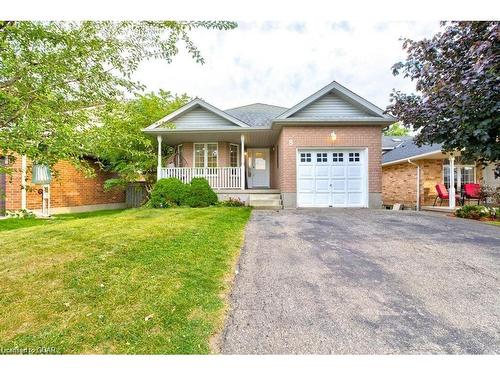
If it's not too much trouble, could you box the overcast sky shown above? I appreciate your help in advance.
[134,21,441,111]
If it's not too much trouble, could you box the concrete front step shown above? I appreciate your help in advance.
[249,194,281,200]
[249,194,282,209]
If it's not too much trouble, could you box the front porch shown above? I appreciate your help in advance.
[383,151,484,211]
[155,131,279,191]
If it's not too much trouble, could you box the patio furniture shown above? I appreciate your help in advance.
[462,183,482,205]
[433,184,460,206]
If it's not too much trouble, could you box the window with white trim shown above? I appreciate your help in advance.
[230,144,240,167]
[443,159,476,192]
[300,152,311,163]
[194,143,218,168]
[176,144,184,167]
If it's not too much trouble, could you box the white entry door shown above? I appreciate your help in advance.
[247,148,270,188]
[297,149,367,207]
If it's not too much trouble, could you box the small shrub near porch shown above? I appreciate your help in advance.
[148,177,218,208]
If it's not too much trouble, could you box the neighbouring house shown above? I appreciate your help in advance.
[381,137,499,209]
[0,155,126,215]
[143,81,396,208]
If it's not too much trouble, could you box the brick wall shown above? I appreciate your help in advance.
[277,125,383,193]
[382,159,445,206]
[4,156,124,211]
[420,159,443,205]
[382,162,419,206]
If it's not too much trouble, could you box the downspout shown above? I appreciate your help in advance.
[408,159,420,211]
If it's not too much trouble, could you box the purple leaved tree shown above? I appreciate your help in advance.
[387,21,499,176]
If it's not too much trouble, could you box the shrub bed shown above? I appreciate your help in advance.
[148,177,218,208]
[455,205,499,220]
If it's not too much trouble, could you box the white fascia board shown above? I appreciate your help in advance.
[143,127,270,134]
[272,117,395,124]
[144,98,250,130]
[277,81,397,120]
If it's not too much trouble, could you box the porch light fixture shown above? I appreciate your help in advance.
[330,131,337,142]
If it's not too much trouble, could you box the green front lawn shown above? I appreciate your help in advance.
[0,207,251,354]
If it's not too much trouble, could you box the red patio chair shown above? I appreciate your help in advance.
[462,183,482,205]
[434,184,460,206]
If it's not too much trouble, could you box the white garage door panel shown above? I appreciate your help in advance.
[348,165,362,177]
[332,180,346,191]
[347,179,361,191]
[297,149,367,208]
[316,165,329,176]
[298,193,314,206]
[332,166,346,177]
[315,193,331,206]
[298,165,313,177]
[298,179,314,191]
[315,179,330,191]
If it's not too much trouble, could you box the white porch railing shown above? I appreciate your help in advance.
[159,167,242,189]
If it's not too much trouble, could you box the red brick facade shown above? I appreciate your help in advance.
[275,125,384,193]
[2,156,125,212]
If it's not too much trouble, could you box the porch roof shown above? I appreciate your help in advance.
[382,139,446,166]
[146,127,278,147]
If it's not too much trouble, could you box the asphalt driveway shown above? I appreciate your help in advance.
[221,209,500,354]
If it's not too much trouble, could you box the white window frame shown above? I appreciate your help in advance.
[443,162,476,193]
[229,143,240,167]
[193,143,218,168]
[176,144,184,166]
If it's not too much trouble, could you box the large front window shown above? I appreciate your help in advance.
[194,143,218,168]
[443,159,476,192]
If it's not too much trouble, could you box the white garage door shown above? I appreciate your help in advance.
[297,149,367,208]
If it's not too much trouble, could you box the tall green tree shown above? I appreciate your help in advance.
[0,21,236,173]
[89,91,189,191]
[383,122,411,136]
[387,21,499,175]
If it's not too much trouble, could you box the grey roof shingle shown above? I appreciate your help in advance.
[225,103,287,128]
[382,138,443,164]
[382,135,413,149]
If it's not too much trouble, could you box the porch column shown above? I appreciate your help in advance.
[449,155,456,209]
[240,134,245,190]
[157,135,162,181]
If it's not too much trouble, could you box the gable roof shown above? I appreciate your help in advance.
[143,80,397,134]
[145,98,250,130]
[225,103,287,128]
[277,81,396,121]
[382,138,444,165]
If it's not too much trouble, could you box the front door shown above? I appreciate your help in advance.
[247,148,270,188]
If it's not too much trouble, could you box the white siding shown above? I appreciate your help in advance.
[291,92,374,118]
[171,107,241,129]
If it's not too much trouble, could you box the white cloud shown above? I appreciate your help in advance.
[134,21,441,110]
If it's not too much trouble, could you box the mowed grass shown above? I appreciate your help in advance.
[0,209,125,232]
[0,207,251,354]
